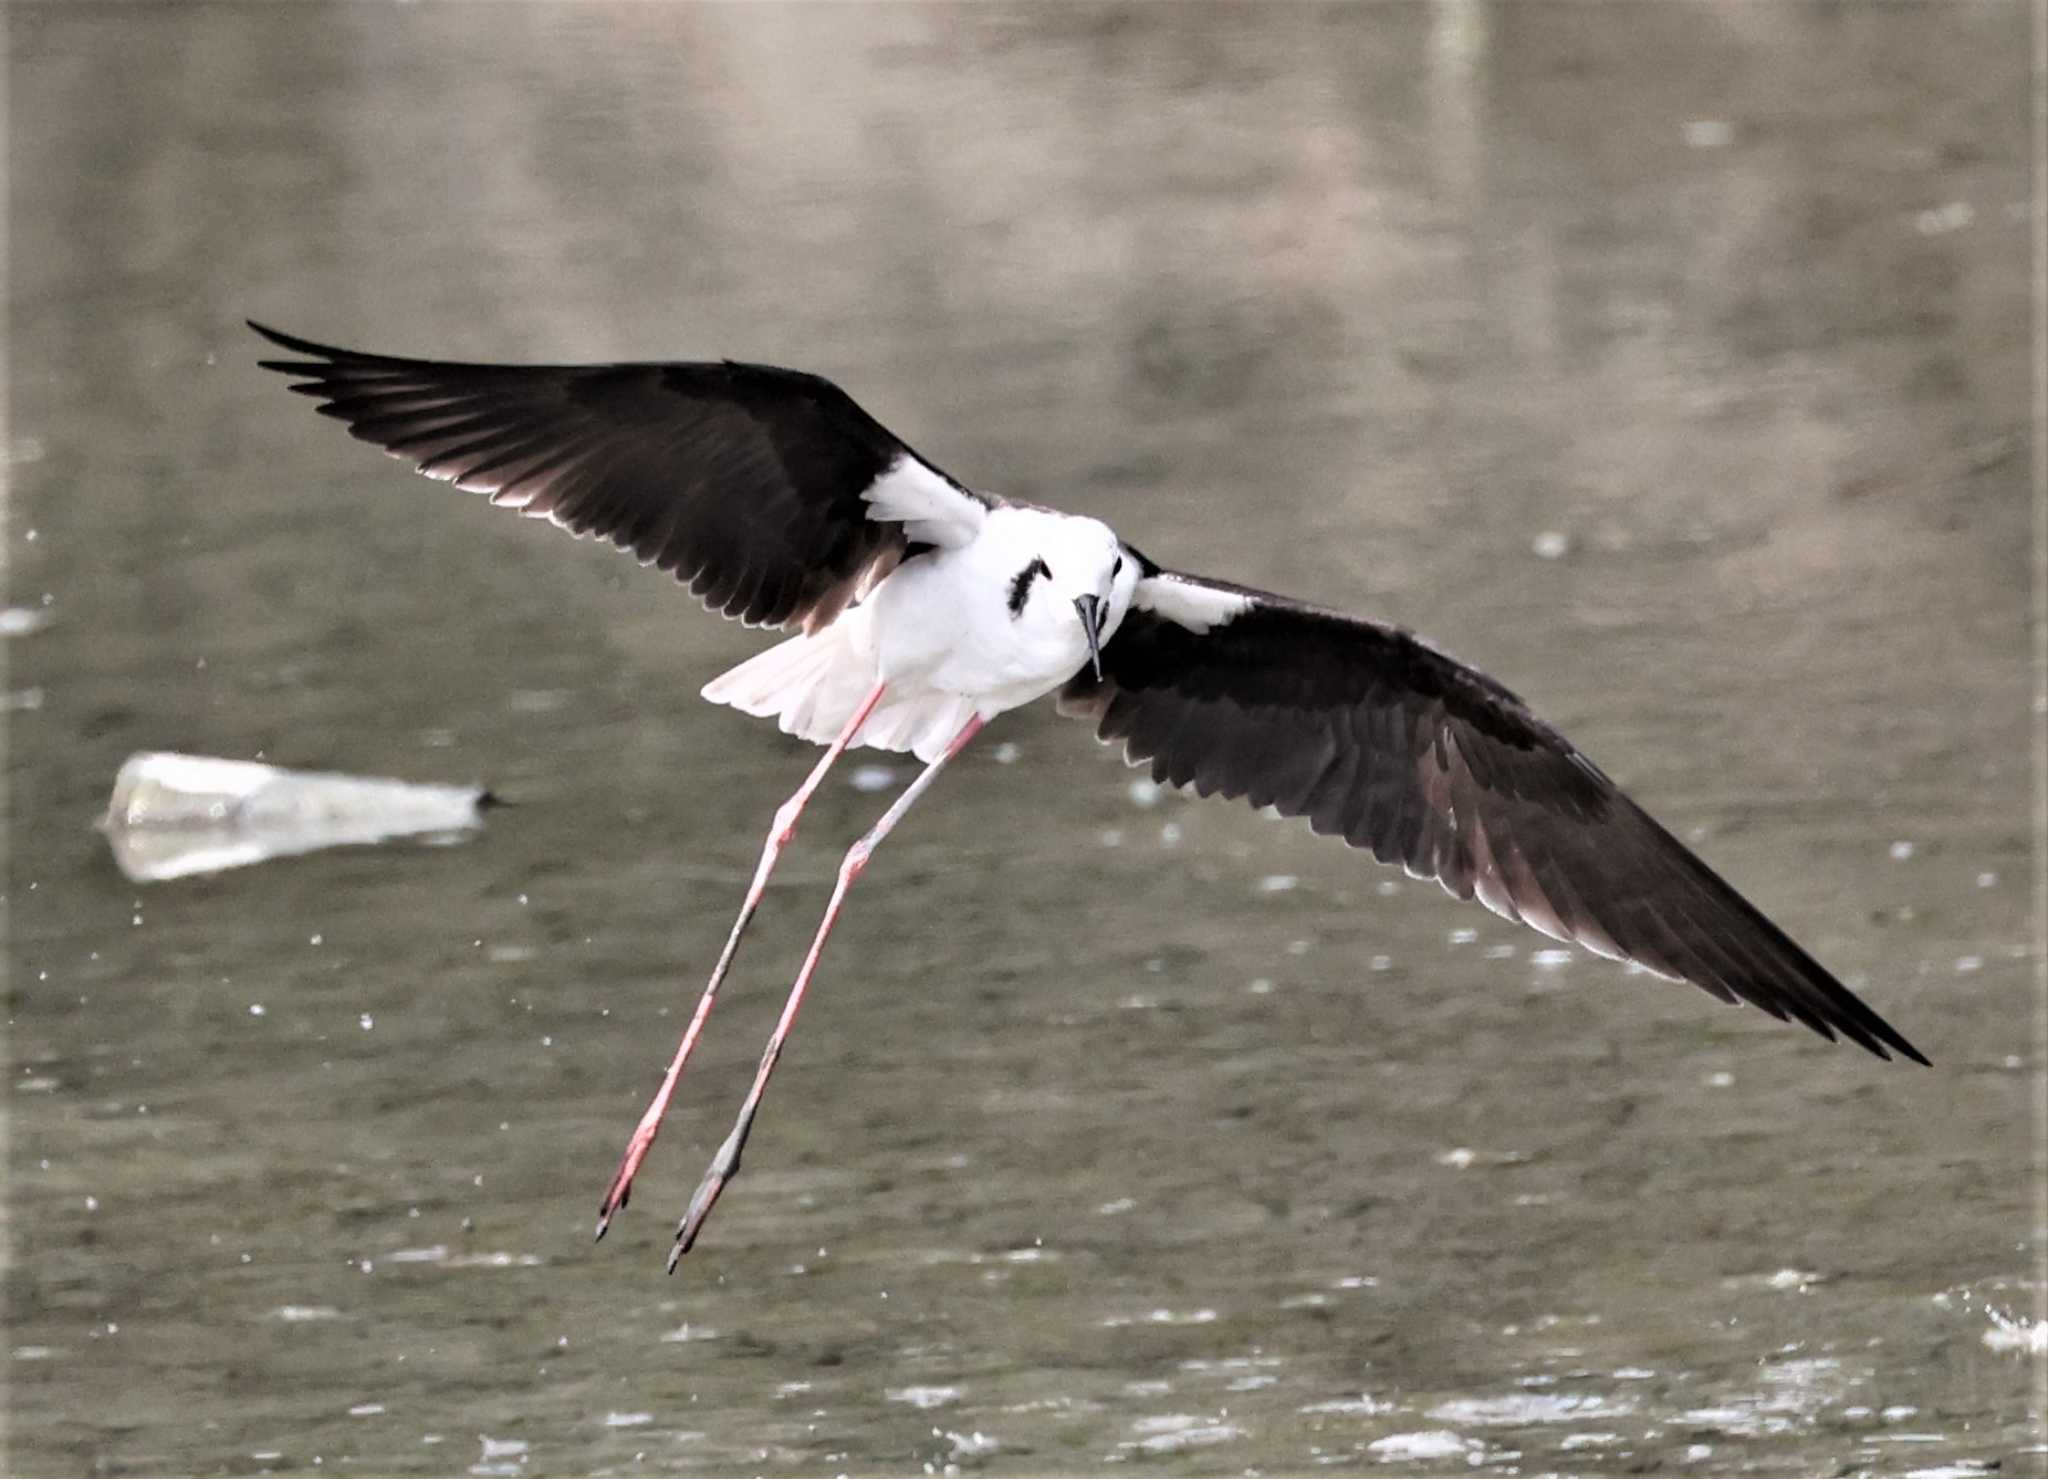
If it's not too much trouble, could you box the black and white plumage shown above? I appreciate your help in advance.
[252,322,1926,1267]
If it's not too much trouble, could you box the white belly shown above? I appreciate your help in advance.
[863,550,1092,712]
[702,505,1131,763]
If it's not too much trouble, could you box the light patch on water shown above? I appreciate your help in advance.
[1428,1393,1632,1426]
[945,1429,1000,1458]
[849,764,898,793]
[271,1305,343,1321]
[12,1346,56,1360]
[1900,1466,1997,1479]
[1531,948,1574,969]
[886,1385,961,1409]
[348,1402,385,1416]
[1100,1307,1218,1327]
[1728,1266,1826,1292]
[1914,201,1975,236]
[1367,1430,1480,1461]
[445,1252,543,1268]
[1680,1356,1852,1438]
[1562,1431,1621,1449]
[472,1434,529,1475]
[385,1246,448,1263]
[506,689,570,713]
[1127,779,1164,809]
[1257,874,1298,893]
[1435,1147,1529,1170]
[1982,1305,2047,1354]
[1123,1379,1173,1397]
[1122,1414,1244,1454]
[602,1412,652,1427]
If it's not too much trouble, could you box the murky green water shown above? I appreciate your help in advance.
[8,3,2036,1473]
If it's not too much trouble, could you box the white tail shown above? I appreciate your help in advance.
[702,631,977,762]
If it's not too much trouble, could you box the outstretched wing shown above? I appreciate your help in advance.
[250,322,992,632]
[1061,568,1926,1064]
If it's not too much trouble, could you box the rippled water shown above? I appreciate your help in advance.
[9,3,2036,1474]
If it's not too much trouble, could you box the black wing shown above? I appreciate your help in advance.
[250,322,991,632]
[1061,569,1926,1064]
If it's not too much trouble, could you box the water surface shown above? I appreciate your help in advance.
[8,3,2035,1473]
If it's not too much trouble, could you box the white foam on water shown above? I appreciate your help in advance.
[886,1385,961,1409]
[1982,1306,2047,1354]
[1427,1393,1632,1426]
[1367,1430,1479,1461]
[945,1429,999,1457]
[659,1323,721,1343]
[385,1246,448,1263]
[1123,1414,1244,1454]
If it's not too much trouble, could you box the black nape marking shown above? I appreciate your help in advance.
[1007,556,1052,617]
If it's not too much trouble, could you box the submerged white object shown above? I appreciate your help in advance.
[100,751,489,883]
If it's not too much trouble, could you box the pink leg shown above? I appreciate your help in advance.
[595,681,888,1241]
[668,712,987,1269]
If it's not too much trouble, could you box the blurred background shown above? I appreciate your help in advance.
[8,2,2035,1473]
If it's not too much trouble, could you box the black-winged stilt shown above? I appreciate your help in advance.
[251,322,1927,1271]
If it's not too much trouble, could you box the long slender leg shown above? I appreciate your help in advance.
[668,712,987,1269]
[594,681,888,1241]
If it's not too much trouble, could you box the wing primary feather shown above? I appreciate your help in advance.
[1071,568,1925,1065]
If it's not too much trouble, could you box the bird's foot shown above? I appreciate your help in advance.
[667,1127,744,1271]
[667,1172,725,1273]
[594,1121,661,1242]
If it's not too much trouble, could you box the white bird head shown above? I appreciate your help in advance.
[1000,511,1140,681]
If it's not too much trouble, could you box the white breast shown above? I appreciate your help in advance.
[862,507,1115,713]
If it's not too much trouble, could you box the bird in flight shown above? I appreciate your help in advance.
[250,321,1927,1271]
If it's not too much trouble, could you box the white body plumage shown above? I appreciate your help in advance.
[705,504,1140,760]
